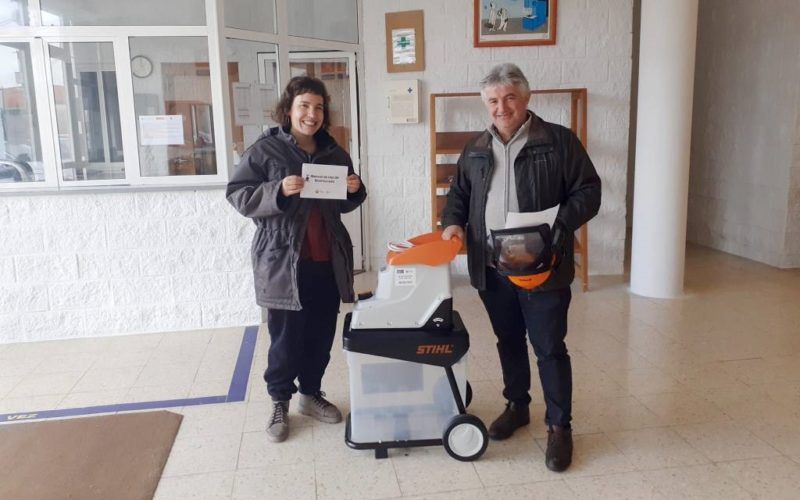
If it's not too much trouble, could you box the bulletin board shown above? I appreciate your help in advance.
[385,10,425,73]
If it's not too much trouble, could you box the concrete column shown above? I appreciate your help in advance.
[630,0,699,298]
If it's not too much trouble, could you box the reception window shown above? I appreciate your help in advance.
[130,37,216,178]
[0,0,361,192]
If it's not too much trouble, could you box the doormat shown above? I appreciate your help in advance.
[0,410,182,500]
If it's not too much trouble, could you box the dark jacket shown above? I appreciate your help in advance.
[226,126,367,310]
[441,113,601,292]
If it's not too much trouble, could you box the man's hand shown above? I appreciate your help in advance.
[346,174,361,194]
[281,175,304,196]
[442,225,465,241]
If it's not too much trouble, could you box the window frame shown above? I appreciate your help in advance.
[0,0,365,193]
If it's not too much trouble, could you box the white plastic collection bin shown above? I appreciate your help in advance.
[347,351,467,444]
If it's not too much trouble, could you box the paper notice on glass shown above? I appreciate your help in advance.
[139,115,184,145]
[232,82,253,126]
[256,84,276,124]
[300,163,348,200]
[505,205,560,229]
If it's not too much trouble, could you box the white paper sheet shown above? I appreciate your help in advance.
[300,163,348,200]
[139,115,184,146]
[505,205,560,229]
[391,28,416,65]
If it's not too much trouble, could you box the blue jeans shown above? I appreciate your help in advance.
[264,260,340,402]
[478,268,572,427]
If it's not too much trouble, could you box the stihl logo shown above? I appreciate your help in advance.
[416,344,454,355]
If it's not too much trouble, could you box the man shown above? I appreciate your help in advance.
[441,63,601,472]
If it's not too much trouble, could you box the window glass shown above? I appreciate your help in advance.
[0,41,43,183]
[287,0,358,44]
[0,0,30,26]
[130,37,216,177]
[224,0,275,34]
[49,42,124,181]
[40,0,205,26]
[225,38,278,160]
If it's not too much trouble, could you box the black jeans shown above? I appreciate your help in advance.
[478,267,572,427]
[264,260,340,402]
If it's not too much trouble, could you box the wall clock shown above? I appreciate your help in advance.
[131,55,153,78]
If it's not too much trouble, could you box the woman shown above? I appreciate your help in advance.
[226,76,366,443]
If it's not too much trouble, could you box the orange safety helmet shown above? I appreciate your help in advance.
[490,224,555,291]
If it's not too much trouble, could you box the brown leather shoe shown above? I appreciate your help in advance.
[488,402,530,440]
[545,426,573,472]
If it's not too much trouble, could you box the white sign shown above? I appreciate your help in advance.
[300,163,348,200]
[505,205,560,230]
[139,115,184,146]
[394,267,416,287]
[386,80,419,124]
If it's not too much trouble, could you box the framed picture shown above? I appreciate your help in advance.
[474,0,557,48]
[385,10,425,73]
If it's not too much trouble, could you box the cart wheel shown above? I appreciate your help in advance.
[465,381,472,408]
[442,414,488,461]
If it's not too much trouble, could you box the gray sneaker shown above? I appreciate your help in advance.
[297,392,342,423]
[266,401,289,442]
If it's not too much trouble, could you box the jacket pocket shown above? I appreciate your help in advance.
[253,233,294,304]
[527,147,562,209]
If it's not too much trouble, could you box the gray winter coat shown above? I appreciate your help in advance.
[226,126,367,310]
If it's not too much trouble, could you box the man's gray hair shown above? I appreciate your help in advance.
[479,63,530,98]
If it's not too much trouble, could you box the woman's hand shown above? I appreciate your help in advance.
[281,175,304,196]
[346,174,361,194]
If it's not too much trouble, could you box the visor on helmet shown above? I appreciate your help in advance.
[490,224,554,290]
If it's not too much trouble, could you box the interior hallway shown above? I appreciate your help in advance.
[1,244,799,499]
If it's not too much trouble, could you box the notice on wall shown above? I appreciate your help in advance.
[386,79,419,124]
[139,115,184,146]
[300,163,348,200]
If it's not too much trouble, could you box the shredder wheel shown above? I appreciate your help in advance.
[442,414,488,461]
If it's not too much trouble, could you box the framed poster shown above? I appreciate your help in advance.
[385,10,425,73]
[474,0,557,47]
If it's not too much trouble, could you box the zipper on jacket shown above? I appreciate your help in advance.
[478,155,494,279]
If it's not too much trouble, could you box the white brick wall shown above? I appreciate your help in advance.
[362,0,632,274]
[688,0,800,269]
[0,190,260,343]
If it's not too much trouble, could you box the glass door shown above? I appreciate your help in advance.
[286,50,363,271]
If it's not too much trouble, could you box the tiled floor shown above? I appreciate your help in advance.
[1,244,799,499]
